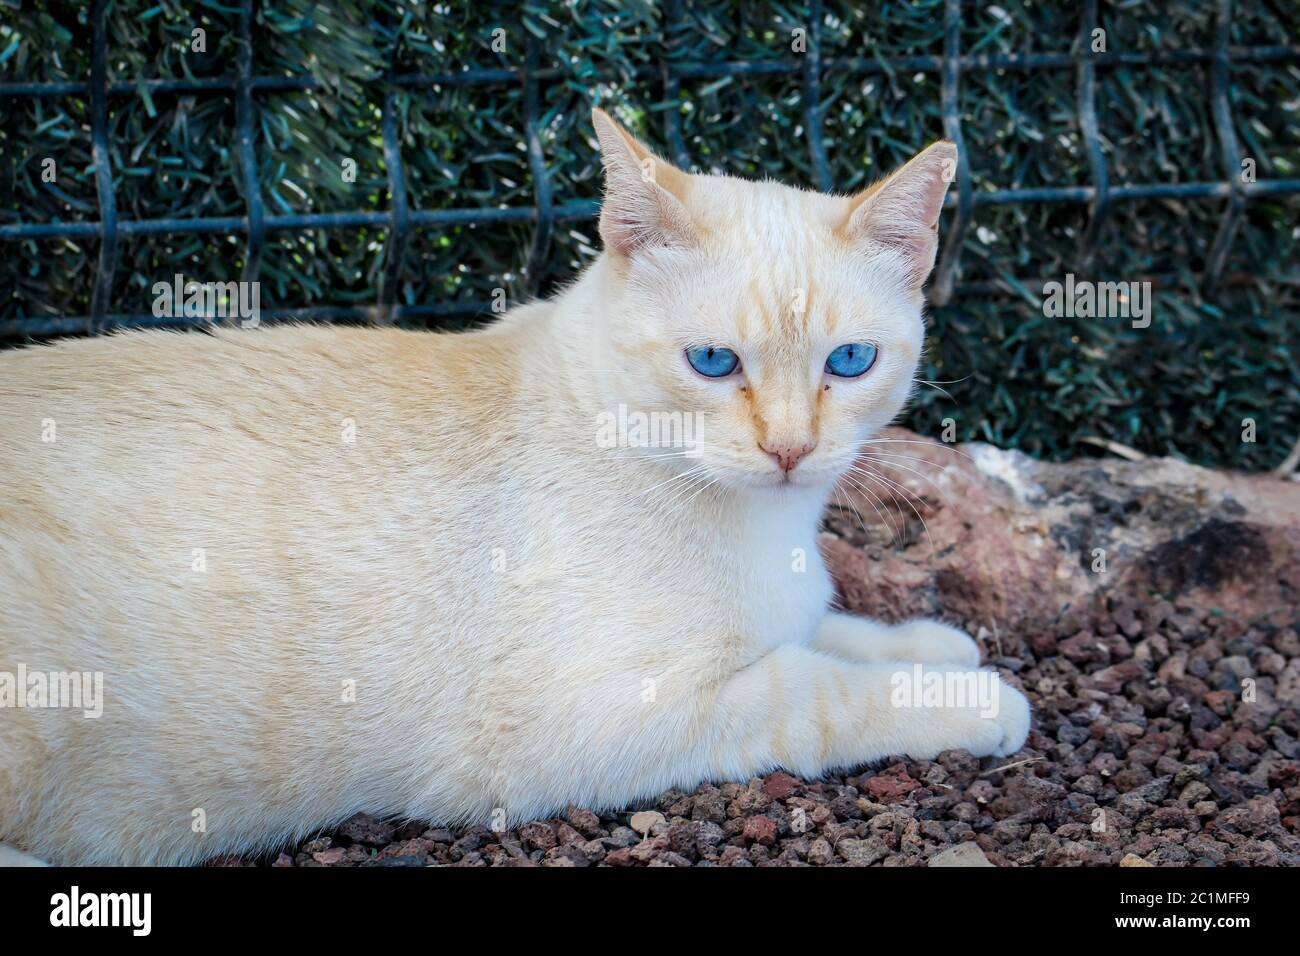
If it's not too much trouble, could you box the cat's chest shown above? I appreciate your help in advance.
[728,510,832,649]
[467,466,834,654]
[642,493,834,652]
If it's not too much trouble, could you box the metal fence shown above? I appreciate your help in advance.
[1,0,1298,339]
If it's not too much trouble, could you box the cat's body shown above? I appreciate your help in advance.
[0,110,1029,865]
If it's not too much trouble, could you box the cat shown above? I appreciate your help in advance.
[0,107,1030,866]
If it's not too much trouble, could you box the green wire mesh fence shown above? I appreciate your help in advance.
[2,0,1297,337]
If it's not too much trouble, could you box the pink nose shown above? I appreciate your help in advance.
[760,440,815,473]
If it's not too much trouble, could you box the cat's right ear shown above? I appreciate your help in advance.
[591,107,695,258]
[838,141,957,289]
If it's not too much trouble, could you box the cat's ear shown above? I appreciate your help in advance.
[839,141,957,288]
[591,107,696,258]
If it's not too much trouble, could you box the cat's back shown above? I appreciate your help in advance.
[2,322,474,424]
[0,321,541,645]
[0,321,532,478]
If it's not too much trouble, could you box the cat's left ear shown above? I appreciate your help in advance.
[839,141,957,288]
[591,107,696,258]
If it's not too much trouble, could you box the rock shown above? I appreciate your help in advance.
[365,854,424,867]
[928,842,994,867]
[554,822,586,847]
[565,805,603,837]
[311,847,347,866]
[825,428,1300,633]
[604,847,635,867]
[730,781,773,815]
[718,845,749,867]
[807,838,834,866]
[1277,661,1300,707]
[628,834,671,864]
[836,837,889,866]
[691,787,728,823]
[629,811,666,836]
[337,812,395,847]
[742,815,779,847]
[1088,661,1146,694]
[1119,853,1152,867]
[606,826,639,848]
[1061,633,1110,664]
[864,764,921,802]
[763,772,801,801]
[542,846,588,867]
[518,822,557,852]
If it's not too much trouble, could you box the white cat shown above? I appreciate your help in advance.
[0,107,1029,865]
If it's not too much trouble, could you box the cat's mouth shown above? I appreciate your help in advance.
[756,462,827,489]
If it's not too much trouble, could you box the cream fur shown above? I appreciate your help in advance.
[0,111,1028,865]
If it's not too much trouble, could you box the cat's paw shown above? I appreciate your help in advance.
[985,677,1032,757]
[895,670,1031,760]
[890,619,982,668]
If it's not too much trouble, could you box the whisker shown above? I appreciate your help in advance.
[851,448,949,464]
[834,478,886,544]
[857,453,952,503]
[839,472,902,546]
[919,374,974,386]
[852,448,956,476]
[635,449,715,462]
[680,472,723,509]
[651,471,718,522]
[850,466,936,555]
[916,380,956,403]
[850,462,936,515]
[648,463,717,516]
[849,438,975,463]
[636,463,710,498]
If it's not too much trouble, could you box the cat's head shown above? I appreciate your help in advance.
[588,107,955,493]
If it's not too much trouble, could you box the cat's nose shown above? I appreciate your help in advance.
[760,440,816,473]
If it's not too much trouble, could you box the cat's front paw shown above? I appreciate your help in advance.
[893,669,1031,760]
[890,619,982,668]
[986,677,1031,757]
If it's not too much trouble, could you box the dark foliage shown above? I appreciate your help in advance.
[0,0,1296,468]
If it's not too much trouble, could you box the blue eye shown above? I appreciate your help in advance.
[686,346,740,378]
[825,343,878,378]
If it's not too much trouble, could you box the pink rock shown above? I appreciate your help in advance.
[823,428,1300,635]
[762,772,801,801]
[742,815,778,846]
[865,765,921,802]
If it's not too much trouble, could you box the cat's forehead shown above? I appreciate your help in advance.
[669,259,855,349]
[670,178,862,332]
[686,174,848,249]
